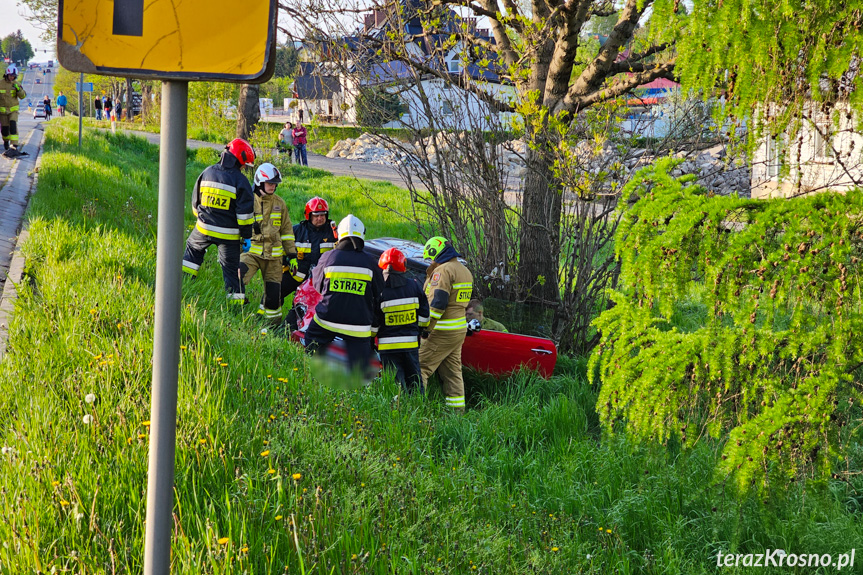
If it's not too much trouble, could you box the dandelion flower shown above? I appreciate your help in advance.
[180,345,187,350]
[552,547,560,552]
[351,554,358,560]
[275,515,283,520]
[292,473,302,481]
[361,483,365,487]
[241,546,249,553]
[137,433,147,439]
[60,499,70,506]
[220,363,228,367]
[260,450,270,457]
[52,481,60,487]
[116,323,123,329]
[89,309,97,314]
[199,439,207,445]
[85,393,96,404]
[267,469,276,475]
[82,414,93,425]
[215,357,223,362]
[142,421,151,427]
[606,529,612,534]
[218,537,229,545]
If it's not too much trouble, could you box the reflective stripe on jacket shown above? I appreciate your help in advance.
[190,151,255,241]
[0,78,26,115]
[423,259,473,332]
[249,192,296,260]
[311,246,384,338]
[375,272,430,351]
[293,219,338,273]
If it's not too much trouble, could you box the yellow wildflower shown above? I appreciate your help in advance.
[137,434,147,439]
[260,450,270,457]
[218,537,229,545]
[220,363,228,367]
[275,515,283,521]
[292,473,302,480]
[60,500,70,506]
[552,547,560,552]
[241,546,249,553]
[51,481,60,487]
[142,421,151,427]
[267,469,276,475]
[199,439,207,445]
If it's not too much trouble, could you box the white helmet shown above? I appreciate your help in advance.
[337,214,365,240]
[5,65,18,77]
[253,162,282,187]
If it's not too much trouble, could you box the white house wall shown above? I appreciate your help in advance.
[752,105,863,198]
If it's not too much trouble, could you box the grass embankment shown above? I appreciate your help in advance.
[0,123,861,574]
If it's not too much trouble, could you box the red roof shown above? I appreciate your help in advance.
[636,77,680,90]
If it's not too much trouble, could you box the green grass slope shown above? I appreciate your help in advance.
[0,123,860,574]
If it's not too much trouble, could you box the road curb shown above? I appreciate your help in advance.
[0,126,45,361]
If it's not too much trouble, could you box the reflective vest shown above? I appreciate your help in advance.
[191,152,255,241]
[376,272,430,351]
[249,192,296,260]
[311,246,384,338]
[290,219,338,282]
[0,78,26,116]
[423,256,473,332]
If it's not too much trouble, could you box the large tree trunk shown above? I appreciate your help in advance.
[236,84,261,141]
[124,77,134,120]
[517,140,562,306]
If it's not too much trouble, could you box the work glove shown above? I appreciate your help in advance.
[288,258,298,273]
[466,318,482,336]
[420,329,430,340]
[241,238,251,253]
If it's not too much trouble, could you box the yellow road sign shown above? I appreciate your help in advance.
[57,0,276,82]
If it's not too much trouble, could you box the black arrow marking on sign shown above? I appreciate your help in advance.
[113,0,144,36]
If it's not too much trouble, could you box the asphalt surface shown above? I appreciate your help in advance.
[113,128,414,190]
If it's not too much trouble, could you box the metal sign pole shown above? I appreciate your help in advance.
[78,72,83,148]
[143,80,188,575]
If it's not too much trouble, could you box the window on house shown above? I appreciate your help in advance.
[766,135,784,179]
[813,125,835,161]
[448,60,461,73]
[442,99,454,115]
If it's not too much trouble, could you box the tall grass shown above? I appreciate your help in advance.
[0,123,860,574]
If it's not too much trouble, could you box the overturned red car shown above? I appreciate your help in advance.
[288,238,557,378]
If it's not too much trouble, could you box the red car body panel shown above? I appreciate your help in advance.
[288,239,558,377]
[461,330,557,378]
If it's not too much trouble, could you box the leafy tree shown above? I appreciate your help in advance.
[591,158,863,489]
[1,31,35,65]
[16,0,57,43]
[273,43,300,79]
[355,86,405,127]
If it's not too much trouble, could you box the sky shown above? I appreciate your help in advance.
[0,0,55,58]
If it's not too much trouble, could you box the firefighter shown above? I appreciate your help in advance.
[181,138,256,305]
[306,214,384,374]
[418,236,473,412]
[239,163,297,325]
[0,65,27,156]
[282,196,338,301]
[376,247,430,394]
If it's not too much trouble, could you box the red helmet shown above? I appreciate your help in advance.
[226,138,255,167]
[378,247,407,273]
[304,196,329,220]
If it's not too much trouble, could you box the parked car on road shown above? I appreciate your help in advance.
[33,104,46,119]
[288,237,558,377]
[35,77,42,84]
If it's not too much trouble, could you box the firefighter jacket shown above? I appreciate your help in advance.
[0,77,26,118]
[423,246,473,332]
[375,271,430,351]
[290,219,338,282]
[249,192,296,260]
[191,151,255,241]
[311,241,385,339]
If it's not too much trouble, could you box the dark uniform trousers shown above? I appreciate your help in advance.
[304,320,374,374]
[182,229,243,298]
[380,349,423,394]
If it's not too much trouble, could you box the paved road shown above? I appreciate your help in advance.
[0,66,54,190]
[113,129,415,190]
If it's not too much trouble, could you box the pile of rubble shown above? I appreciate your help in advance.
[327,132,751,197]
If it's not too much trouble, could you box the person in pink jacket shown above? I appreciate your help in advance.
[292,121,308,166]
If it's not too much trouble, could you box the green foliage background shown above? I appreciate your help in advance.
[591,159,863,490]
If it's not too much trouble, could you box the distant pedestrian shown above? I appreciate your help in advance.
[94,97,102,120]
[42,96,51,120]
[56,91,67,116]
[292,121,308,166]
[104,96,112,118]
[278,121,294,162]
